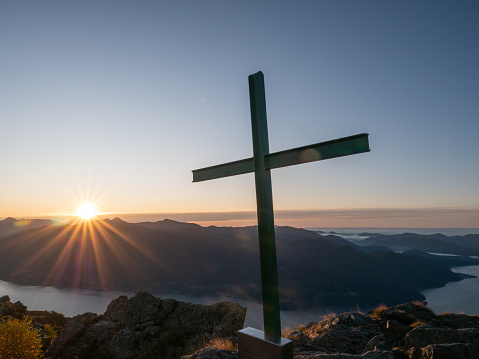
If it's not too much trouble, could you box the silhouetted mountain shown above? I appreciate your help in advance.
[358,232,479,256]
[0,219,468,309]
[435,233,479,250]
[0,217,53,239]
[403,249,479,268]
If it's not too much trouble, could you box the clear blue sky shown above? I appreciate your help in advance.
[1,1,478,227]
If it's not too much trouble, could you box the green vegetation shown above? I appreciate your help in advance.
[0,317,42,359]
[43,323,57,342]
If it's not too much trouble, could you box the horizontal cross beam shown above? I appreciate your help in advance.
[192,133,370,182]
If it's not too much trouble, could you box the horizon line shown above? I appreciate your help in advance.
[2,207,479,228]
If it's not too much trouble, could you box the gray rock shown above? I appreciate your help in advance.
[437,313,479,329]
[457,328,479,345]
[406,343,479,359]
[286,329,306,341]
[300,313,382,355]
[182,347,238,359]
[294,349,395,359]
[361,351,395,359]
[287,302,479,358]
[362,334,389,353]
[405,325,479,348]
[384,319,410,347]
[46,292,246,359]
[0,297,27,318]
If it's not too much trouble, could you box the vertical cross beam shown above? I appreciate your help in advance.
[249,71,281,336]
[192,71,370,341]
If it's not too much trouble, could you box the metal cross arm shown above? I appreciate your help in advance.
[192,133,370,182]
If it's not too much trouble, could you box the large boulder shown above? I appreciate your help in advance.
[405,325,479,348]
[46,292,246,359]
[294,312,382,355]
[0,295,27,318]
[406,343,479,359]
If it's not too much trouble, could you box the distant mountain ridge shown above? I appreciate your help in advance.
[357,232,479,256]
[0,217,54,239]
[0,218,473,309]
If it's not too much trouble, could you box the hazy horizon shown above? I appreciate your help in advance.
[3,207,479,229]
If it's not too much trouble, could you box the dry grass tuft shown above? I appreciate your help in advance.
[410,320,427,329]
[281,326,293,337]
[206,337,236,351]
[370,304,388,319]
[353,304,365,315]
[412,300,426,307]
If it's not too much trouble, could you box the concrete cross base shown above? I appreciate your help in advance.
[238,327,293,359]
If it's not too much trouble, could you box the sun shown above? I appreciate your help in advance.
[74,203,100,220]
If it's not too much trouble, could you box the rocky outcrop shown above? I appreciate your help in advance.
[4,293,479,359]
[45,292,246,359]
[279,302,479,359]
[0,294,27,318]
[184,301,479,359]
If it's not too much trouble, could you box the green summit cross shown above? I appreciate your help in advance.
[192,71,370,337]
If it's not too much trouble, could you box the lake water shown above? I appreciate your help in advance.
[2,267,479,330]
[421,265,479,315]
[0,280,364,329]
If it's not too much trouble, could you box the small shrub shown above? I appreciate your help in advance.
[43,323,57,341]
[0,317,42,358]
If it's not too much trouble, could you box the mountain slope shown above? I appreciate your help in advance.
[0,219,466,308]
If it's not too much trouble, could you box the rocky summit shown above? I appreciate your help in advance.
[45,292,246,358]
[2,294,479,358]
[184,301,479,359]
[282,302,479,359]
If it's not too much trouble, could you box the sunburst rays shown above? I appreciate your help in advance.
[10,216,187,292]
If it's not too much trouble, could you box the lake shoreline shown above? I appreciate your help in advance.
[3,266,479,329]
[0,265,471,311]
